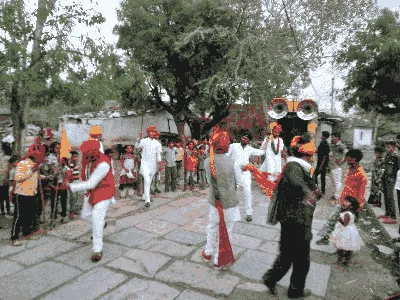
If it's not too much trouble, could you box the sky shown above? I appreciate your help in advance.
[16,0,400,115]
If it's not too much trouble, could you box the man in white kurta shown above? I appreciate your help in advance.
[135,126,162,207]
[69,140,115,262]
[260,125,285,182]
[226,134,265,222]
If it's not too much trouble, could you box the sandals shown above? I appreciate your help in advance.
[91,251,102,262]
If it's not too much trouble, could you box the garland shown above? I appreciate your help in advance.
[271,136,280,155]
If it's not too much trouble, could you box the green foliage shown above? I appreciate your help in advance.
[337,9,400,114]
[114,0,377,138]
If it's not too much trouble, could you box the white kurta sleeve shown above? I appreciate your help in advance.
[156,143,162,162]
[260,138,268,150]
[250,146,265,157]
[135,138,142,149]
[70,162,110,193]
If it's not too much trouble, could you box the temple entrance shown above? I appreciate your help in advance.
[277,113,308,147]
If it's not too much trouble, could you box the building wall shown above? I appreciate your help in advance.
[353,128,373,148]
[59,112,191,147]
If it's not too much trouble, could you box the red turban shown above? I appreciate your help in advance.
[80,140,101,157]
[146,126,156,133]
[290,135,316,156]
[272,124,283,133]
[210,130,230,152]
[27,144,46,164]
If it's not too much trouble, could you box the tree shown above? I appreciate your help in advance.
[336,9,400,114]
[0,0,106,155]
[115,0,377,139]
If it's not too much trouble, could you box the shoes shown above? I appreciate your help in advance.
[246,215,253,222]
[69,213,75,220]
[1,212,5,217]
[263,278,277,295]
[378,215,388,219]
[213,264,225,271]
[202,250,212,262]
[91,251,102,262]
[288,288,312,298]
[154,189,161,193]
[316,236,329,245]
[383,217,397,224]
[145,202,150,208]
[11,240,22,247]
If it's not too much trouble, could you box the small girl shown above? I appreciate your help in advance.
[58,157,72,224]
[330,196,362,266]
[119,145,137,198]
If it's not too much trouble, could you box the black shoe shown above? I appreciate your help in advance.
[154,189,161,193]
[145,202,150,208]
[1,212,5,217]
[150,191,155,195]
[263,278,277,295]
[288,288,312,298]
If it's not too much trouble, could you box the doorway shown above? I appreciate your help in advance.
[277,113,308,147]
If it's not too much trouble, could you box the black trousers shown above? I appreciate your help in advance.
[11,194,36,240]
[383,179,396,218]
[0,185,10,213]
[313,167,327,194]
[264,222,311,294]
[58,189,68,218]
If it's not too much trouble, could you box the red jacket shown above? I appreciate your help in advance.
[84,154,115,206]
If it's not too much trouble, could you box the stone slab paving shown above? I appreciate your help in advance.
[56,242,130,271]
[278,261,331,297]
[258,241,280,255]
[0,241,28,258]
[98,277,180,300]
[164,229,207,245]
[180,217,208,235]
[107,203,137,218]
[175,289,218,300]
[236,282,268,293]
[157,206,207,226]
[0,261,81,300]
[233,222,280,240]
[155,260,240,295]
[0,260,24,279]
[40,267,127,300]
[140,238,196,257]
[9,238,79,266]
[47,219,91,240]
[230,233,264,249]
[106,227,158,247]
[310,235,338,254]
[168,196,202,207]
[117,212,153,228]
[135,218,179,235]
[108,248,171,277]
[231,249,277,280]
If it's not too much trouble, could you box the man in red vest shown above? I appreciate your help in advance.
[68,140,115,262]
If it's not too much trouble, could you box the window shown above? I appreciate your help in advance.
[360,131,363,141]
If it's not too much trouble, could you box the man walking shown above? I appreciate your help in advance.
[226,133,265,222]
[135,126,162,207]
[314,131,330,195]
[328,133,347,205]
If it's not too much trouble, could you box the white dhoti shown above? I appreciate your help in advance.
[204,205,241,265]
[260,137,284,182]
[141,162,157,203]
[81,196,111,252]
[330,167,343,199]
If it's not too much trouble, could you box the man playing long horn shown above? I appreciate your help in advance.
[260,124,286,182]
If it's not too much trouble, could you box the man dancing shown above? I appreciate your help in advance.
[202,126,238,270]
[135,126,162,207]
[260,124,286,182]
[226,133,265,222]
[68,140,114,262]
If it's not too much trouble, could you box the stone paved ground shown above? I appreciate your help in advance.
[0,173,398,300]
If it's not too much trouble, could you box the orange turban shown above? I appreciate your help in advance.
[89,126,102,137]
[146,126,156,133]
[210,130,230,152]
[290,135,316,156]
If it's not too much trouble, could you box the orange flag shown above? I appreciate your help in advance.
[244,164,278,199]
[60,127,72,162]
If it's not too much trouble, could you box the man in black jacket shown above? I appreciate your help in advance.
[263,134,322,299]
[313,131,330,195]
